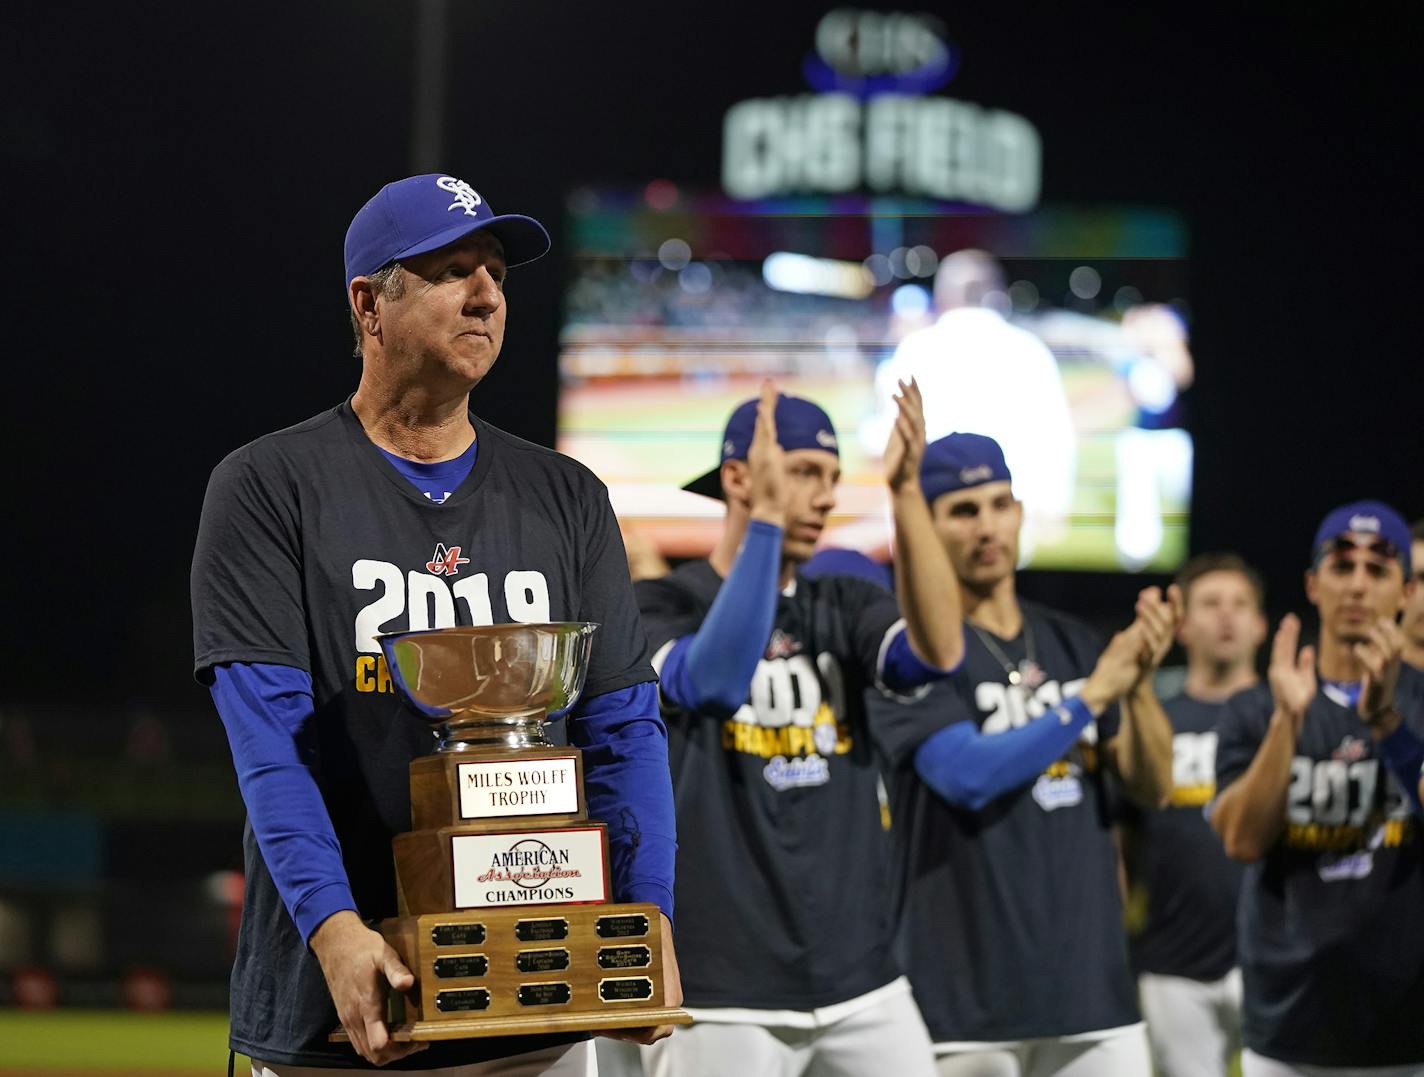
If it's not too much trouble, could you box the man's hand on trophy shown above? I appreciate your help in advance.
[311,910,428,1066]
[599,912,683,1045]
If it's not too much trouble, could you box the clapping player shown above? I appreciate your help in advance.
[874,432,1179,1077]
[1211,502,1424,1076]
[636,380,963,1077]
[1125,554,1267,1077]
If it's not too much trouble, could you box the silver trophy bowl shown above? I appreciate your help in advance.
[377,622,599,751]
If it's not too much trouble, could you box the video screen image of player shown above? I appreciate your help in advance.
[557,187,1192,573]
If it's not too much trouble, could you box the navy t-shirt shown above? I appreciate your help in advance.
[1215,667,1424,1067]
[636,562,908,1010]
[873,600,1140,1043]
[1126,693,1243,981]
[191,400,654,1068]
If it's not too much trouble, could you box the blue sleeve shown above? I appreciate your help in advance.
[1376,722,1424,814]
[210,662,356,944]
[568,681,677,922]
[879,625,963,694]
[913,696,1096,811]
[656,519,781,717]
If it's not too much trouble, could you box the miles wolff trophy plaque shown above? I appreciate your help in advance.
[342,622,688,1041]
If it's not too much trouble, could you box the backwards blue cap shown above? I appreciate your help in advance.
[920,432,1013,505]
[683,394,839,500]
[1311,499,1412,576]
[344,174,551,287]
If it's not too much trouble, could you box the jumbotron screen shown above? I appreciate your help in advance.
[555,188,1191,572]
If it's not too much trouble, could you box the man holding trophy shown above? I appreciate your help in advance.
[192,174,678,1074]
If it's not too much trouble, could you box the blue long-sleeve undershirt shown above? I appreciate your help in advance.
[211,665,676,944]
[914,695,1097,811]
[879,629,959,695]
[658,520,782,716]
[210,663,355,944]
[657,520,957,716]
[568,682,677,919]
[1376,721,1424,814]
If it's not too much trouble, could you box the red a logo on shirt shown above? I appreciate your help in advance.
[426,543,470,577]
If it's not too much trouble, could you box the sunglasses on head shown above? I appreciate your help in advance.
[1318,535,1400,563]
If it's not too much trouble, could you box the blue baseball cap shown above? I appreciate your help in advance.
[1311,499,1412,576]
[920,432,1013,505]
[683,393,839,500]
[344,173,551,287]
[801,547,894,590]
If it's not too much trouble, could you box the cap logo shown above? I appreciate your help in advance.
[724,438,736,458]
[815,429,838,449]
[436,176,483,218]
[959,464,993,484]
[1349,514,1381,534]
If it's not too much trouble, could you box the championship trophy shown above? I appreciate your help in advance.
[343,622,689,1042]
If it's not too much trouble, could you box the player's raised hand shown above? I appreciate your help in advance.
[884,378,927,494]
[1133,584,1183,675]
[1356,616,1403,730]
[310,911,428,1066]
[747,380,787,527]
[1080,622,1150,713]
[1267,615,1316,734]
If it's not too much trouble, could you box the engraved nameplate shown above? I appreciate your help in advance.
[517,948,571,973]
[435,988,490,1012]
[597,945,651,969]
[433,954,488,979]
[596,913,649,939]
[515,918,569,942]
[431,923,485,947]
[518,982,572,1006]
[452,828,608,908]
[599,976,654,1002]
[458,758,579,820]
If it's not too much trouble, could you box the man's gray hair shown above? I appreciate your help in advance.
[349,263,405,358]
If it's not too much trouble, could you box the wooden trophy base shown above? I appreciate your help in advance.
[357,1007,693,1043]
[331,724,689,1045]
[332,902,689,1042]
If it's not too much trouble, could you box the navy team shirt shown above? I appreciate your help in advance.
[636,562,915,1010]
[192,400,656,1069]
[1126,693,1243,982]
[873,600,1141,1044]
[1215,667,1424,1068]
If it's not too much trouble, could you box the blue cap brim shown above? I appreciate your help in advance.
[392,213,551,270]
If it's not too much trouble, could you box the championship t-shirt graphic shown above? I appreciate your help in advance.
[872,601,1140,1043]
[636,562,910,1010]
[1215,669,1424,1068]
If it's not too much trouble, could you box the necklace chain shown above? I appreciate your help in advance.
[969,616,1036,686]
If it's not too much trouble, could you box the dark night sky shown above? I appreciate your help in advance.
[4,3,1420,707]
